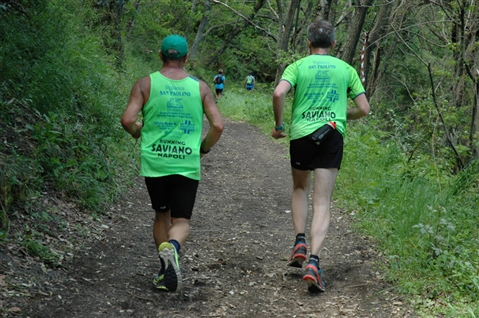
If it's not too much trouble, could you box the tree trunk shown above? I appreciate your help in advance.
[471,79,479,159]
[435,0,479,164]
[126,2,141,38]
[274,0,301,86]
[315,0,333,21]
[450,2,465,110]
[363,0,393,98]
[190,0,212,60]
[340,0,374,65]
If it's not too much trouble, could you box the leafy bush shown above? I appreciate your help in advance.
[337,122,479,315]
[0,0,138,235]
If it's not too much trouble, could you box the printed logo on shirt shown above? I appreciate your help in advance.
[167,98,183,109]
[315,71,330,81]
[302,106,337,122]
[180,120,195,134]
[327,90,339,102]
[151,140,193,159]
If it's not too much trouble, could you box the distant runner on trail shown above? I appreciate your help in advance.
[244,72,255,91]
[213,69,225,100]
[271,19,370,293]
[121,34,224,292]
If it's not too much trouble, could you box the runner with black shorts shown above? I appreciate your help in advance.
[271,19,370,294]
[213,69,225,100]
[121,34,223,292]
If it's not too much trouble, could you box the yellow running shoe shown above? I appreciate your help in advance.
[158,242,182,292]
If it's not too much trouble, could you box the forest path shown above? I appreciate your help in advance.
[7,119,414,317]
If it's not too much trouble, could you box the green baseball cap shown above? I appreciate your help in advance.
[161,35,188,58]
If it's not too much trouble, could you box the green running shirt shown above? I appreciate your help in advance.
[280,54,365,140]
[140,72,203,180]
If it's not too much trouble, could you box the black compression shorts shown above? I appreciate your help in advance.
[145,175,199,219]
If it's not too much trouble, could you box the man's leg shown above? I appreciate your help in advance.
[152,211,170,290]
[286,168,311,267]
[291,168,311,234]
[168,217,190,245]
[309,167,338,257]
[153,213,190,247]
[158,217,190,292]
[153,211,171,250]
[302,167,338,292]
[158,176,197,292]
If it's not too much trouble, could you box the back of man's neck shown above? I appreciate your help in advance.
[310,47,330,55]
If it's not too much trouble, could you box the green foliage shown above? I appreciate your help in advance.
[123,0,198,60]
[0,0,138,235]
[451,160,479,198]
[15,210,71,267]
[372,92,462,179]
[216,88,288,140]
[337,122,479,316]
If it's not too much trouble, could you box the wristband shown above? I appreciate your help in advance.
[200,146,210,154]
[275,122,285,131]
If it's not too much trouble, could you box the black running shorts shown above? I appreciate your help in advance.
[290,130,344,171]
[145,175,199,219]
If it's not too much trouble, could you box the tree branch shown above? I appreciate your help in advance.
[211,0,277,41]
[427,63,464,168]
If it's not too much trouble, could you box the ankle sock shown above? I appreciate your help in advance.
[309,254,320,267]
[169,239,180,253]
[295,233,306,244]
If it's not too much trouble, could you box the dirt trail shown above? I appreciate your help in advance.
[3,119,415,317]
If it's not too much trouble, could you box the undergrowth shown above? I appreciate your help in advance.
[337,123,479,317]
[0,1,138,253]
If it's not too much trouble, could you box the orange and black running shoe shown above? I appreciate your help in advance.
[286,242,307,268]
[302,262,326,292]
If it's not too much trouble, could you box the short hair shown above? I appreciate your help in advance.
[162,49,183,61]
[307,19,335,49]
[161,35,188,59]
[218,69,223,74]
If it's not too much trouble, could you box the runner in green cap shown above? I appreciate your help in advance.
[121,34,224,292]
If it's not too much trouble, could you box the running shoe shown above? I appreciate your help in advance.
[286,242,307,268]
[158,242,182,292]
[302,262,325,292]
[153,273,168,291]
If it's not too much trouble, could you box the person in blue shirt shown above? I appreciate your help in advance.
[213,69,225,100]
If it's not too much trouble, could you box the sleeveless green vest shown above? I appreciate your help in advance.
[140,72,203,180]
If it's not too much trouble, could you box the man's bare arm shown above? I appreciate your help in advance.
[271,80,291,139]
[347,94,370,120]
[200,81,224,154]
[121,77,149,138]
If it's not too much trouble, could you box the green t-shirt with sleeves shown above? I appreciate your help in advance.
[140,71,203,180]
[280,54,365,140]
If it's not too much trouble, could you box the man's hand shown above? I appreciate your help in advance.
[131,122,142,139]
[271,128,286,139]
